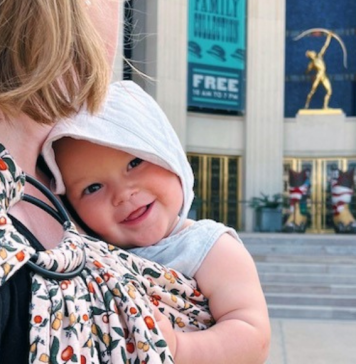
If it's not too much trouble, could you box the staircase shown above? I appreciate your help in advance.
[240,233,356,320]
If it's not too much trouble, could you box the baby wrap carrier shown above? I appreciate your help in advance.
[0,147,212,363]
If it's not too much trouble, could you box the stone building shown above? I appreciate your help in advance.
[111,0,356,233]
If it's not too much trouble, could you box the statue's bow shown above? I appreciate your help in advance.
[294,28,347,68]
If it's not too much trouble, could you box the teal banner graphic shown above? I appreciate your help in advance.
[188,0,246,112]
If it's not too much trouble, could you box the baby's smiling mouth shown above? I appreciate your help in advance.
[123,203,152,222]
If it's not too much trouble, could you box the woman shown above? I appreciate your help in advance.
[0,1,106,361]
[0,1,206,363]
[0,1,269,363]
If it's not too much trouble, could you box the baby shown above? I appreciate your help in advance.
[42,81,270,363]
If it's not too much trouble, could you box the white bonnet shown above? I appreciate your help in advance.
[42,81,194,232]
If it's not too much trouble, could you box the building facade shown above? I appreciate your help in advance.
[112,0,356,233]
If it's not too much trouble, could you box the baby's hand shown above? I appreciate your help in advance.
[153,307,177,357]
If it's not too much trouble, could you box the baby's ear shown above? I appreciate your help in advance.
[50,178,57,193]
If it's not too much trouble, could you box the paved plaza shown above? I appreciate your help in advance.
[267,318,356,364]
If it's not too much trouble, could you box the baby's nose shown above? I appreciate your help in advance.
[112,188,136,206]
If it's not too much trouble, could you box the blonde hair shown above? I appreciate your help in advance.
[0,0,110,124]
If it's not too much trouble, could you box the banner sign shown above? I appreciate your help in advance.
[188,0,246,112]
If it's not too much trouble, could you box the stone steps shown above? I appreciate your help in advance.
[240,233,356,320]
[240,233,356,245]
[256,262,356,275]
[262,283,356,295]
[255,255,356,264]
[260,272,355,284]
[267,305,356,320]
[247,244,356,256]
[265,293,356,307]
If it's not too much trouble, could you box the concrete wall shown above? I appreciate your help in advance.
[285,114,356,157]
[186,113,244,156]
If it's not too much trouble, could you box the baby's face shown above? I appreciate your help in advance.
[54,138,183,248]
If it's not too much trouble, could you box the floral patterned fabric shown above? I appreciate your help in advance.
[0,144,213,364]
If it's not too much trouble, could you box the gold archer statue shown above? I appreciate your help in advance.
[294,29,347,110]
[304,32,332,109]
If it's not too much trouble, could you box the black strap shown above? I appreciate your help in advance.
[21,175,86,280]
[24,175,71,225]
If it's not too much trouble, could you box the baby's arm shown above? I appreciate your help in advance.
[165,233,271,364]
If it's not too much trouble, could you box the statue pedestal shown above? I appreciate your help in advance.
[297,108,344,116]
[286,108,349,155]
[295,108,346,124]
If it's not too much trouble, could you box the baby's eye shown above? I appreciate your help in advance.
[128,158,143,170]
[83,183,102,195]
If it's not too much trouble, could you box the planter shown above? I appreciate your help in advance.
[254,208,282,232]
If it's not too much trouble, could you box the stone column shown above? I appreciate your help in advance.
[131,0,188,148]
[112,0,125,81]
[244,0,286,231]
